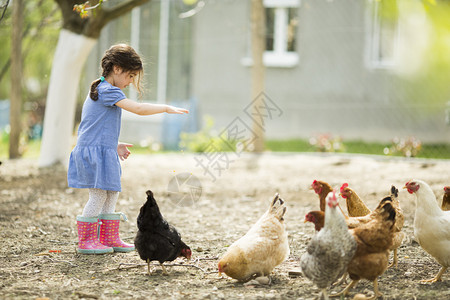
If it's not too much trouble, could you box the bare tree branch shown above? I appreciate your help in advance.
[81,0,150,38]
[54,0,150,38]
[99,0,150,27]
[0,0,10,23]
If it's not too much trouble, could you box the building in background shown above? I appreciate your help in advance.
[81,0,450,148]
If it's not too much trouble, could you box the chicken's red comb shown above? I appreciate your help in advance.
[340,183,348,193]
[312,180,318,184]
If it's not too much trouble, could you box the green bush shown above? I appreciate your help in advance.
[179,115,237,153]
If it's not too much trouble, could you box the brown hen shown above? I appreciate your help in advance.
[311,180,333,212]
[331,195,397,300]
[340,183,371,217]
[304,210,325,232]
[344,186,404,268]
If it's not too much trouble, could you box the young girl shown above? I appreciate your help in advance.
[68,44,188,254]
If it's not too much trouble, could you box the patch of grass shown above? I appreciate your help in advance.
[1,137,449,160]
[0,139,41,159]
[417,143,450,159]
[344,140,390,156]
[265,139,314,152]
[0,130,41,159]
[265,138,450,159]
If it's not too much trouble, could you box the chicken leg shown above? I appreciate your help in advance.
[332,273,348,287]
[160,262,169,275]
[347,279,383,300]
[147,259,153,275]
[330,279,358,298]
[320,289,329,300]
[387,248,398,268]
[420,266,447,283]
[372,279,383,299]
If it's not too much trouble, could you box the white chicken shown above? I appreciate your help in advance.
[301,190,357,300]
[405,179,450,283]
[218,193,290,281]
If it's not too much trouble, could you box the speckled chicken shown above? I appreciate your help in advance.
[301,191,356,300]
[218,193,290,282]
[340,183,371,217]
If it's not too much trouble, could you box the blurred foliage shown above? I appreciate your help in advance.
[0,129,41,159]
[0,0,61,101]
[73,0,107,19]
[309,134,346,153]
[179,115,237,153]
[384,136,422,158]
[378,0,399,20]
[398,0,450,108]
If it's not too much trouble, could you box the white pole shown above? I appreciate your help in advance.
[157,0,170,104]
[130,7,141,100]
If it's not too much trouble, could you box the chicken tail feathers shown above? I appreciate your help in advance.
[272,193,284,206]
[390,186,399,199]
[270,193,287,220]
[380,200,396,226]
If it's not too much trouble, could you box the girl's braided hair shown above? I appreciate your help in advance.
[90,44,143,100]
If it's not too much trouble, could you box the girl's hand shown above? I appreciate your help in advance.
[118,143,133,161]
[166,105,189,114]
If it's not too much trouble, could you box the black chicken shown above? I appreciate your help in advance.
[134,190,192,275]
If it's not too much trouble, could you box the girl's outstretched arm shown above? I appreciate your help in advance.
[116,98,189,115]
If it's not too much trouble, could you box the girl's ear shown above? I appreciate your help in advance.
[113,65,122,74]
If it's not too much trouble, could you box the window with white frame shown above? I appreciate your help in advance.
[368,0,399,69]
[242,0,299,68]
[264,0,299,67]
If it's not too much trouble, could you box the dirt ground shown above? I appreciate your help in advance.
[1,152,449,300]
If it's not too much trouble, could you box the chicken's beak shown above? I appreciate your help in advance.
[303,219,308,223]
[402,186,407,189]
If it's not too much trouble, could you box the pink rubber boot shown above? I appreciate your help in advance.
[76,216,113,254]
[98,213,135,253]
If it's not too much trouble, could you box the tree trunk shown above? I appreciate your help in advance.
[250,0,265,152]
[9,0,24,159]
[38,29,96,167]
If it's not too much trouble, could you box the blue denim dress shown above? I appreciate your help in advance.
[68,81,126,191]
